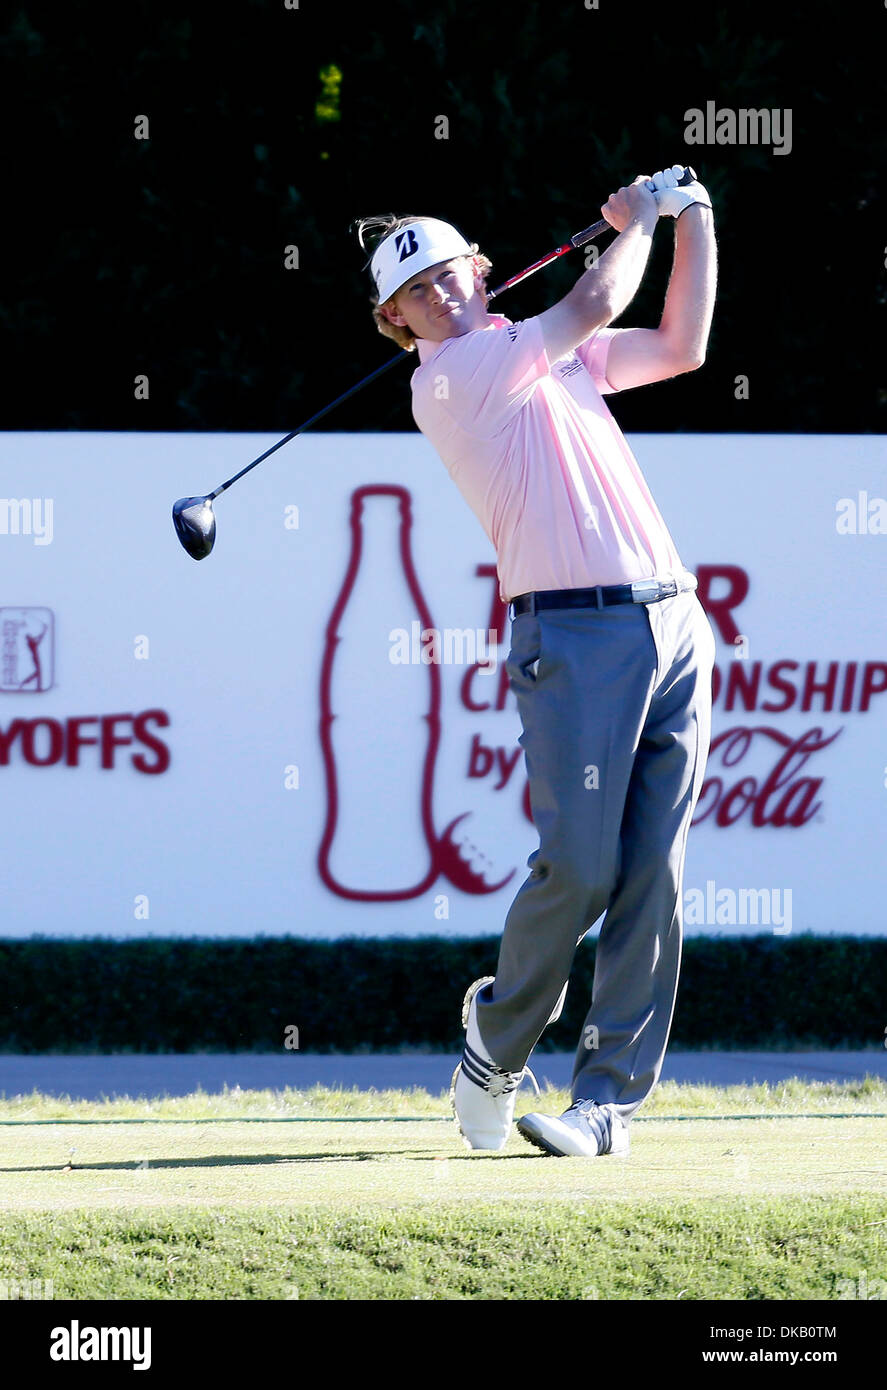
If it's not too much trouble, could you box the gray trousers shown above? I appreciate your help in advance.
[475,575,716,1123]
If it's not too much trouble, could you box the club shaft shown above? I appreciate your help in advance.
[210,352,410,498]
[486,169,694,302]
[486,216,612,301]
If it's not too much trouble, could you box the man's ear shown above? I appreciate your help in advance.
[379,299,408,329]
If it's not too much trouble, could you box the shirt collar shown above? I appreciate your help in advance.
[414,314,513,365]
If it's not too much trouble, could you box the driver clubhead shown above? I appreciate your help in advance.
[172,496,216,560]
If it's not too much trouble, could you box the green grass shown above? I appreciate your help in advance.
[2,1200,885,1301]
[1,1081,885,1299]
[2,1074,886,1121]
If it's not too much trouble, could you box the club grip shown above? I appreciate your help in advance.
[570,165,700,249]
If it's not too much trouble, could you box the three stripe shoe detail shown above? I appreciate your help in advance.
[450,977,539,1151]
[517,1098,630,1158]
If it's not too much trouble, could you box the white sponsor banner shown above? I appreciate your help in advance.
[1,431,885,938]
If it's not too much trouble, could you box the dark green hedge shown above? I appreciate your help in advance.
[0,935,884,1053]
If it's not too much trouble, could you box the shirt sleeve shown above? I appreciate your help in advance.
[575,327,620,395]
[434,317,550,437]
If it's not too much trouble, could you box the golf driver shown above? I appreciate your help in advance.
[172,167,696,559]
[171,352,403,560]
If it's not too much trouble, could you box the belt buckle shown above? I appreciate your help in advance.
[630,579,660,604]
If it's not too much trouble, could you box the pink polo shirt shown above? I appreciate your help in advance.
[411,314,684,602]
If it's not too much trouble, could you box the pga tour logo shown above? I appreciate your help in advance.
[1,608,54,692]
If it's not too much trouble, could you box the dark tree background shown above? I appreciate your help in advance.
[3,0,884,434]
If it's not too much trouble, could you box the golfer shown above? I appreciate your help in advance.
[357,165,717,1156]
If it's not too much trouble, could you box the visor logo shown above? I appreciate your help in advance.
[395,229,419,261]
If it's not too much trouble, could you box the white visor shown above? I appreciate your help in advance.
[370,218,475,304]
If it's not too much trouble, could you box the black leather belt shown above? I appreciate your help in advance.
[510,574,696,618]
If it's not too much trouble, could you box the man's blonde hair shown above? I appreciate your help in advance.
[353,213,493,351]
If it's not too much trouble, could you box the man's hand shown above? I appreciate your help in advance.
[600,176,659,234]
[646,165,712,219]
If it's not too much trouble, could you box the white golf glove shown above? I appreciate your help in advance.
[646,164,712,219]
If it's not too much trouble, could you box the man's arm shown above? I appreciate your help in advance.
[535,177,659,363]
[601,202,718,392]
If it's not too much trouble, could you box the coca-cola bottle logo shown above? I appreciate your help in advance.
[317,485,514,901]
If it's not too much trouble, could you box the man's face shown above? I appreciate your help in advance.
[380,256,489,342]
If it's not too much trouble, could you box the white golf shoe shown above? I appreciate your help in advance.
[450,977,540,1152]
[517,1098,630,1158]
